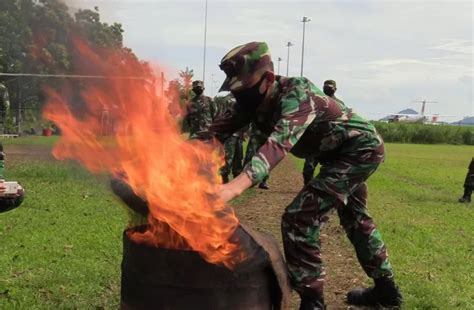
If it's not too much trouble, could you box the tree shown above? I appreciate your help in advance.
[0,0,143,133]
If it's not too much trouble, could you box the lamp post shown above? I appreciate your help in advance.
[300,16,311,77]
[277,57,282,75]
[202,0,208,83]
[286,42,294,76]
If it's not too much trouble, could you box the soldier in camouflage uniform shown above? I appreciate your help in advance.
[458,158,474,203]
[209,42,402,309]
[0,83,10,134]
[218,94,246,183]
[184,80,216,139]
[244,123,270,189]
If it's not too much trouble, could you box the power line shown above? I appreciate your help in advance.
[0,72,146,80]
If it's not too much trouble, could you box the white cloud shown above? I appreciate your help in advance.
[66,0,473,118]
[429,39,473,54]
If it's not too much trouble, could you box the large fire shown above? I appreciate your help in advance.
[43,39,245,269]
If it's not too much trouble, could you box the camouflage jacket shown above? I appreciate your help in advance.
[185,94,216,137]
[209,76,382,184]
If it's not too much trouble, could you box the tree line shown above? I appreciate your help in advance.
[374,122,474,145]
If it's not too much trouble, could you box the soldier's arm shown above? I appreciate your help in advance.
[208,104,251,144]
[242,86,316,184]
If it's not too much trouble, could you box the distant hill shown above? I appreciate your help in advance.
[451,116,474,126]
[380,108,418,121]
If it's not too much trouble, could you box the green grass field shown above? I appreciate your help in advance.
[1,138,473,308]
[371,144,474,309]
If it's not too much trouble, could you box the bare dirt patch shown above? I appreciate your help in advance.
[3,144,56,164]
[235,157,370,309]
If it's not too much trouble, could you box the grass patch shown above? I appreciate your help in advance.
[0,136,59,146]
[294,143,474,308]
[0,160,128,308]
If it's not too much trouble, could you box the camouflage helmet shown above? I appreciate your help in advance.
[192,80,204,88]
[219,42,274,92]
[323,79,337,89]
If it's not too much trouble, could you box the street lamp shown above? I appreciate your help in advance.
[202,0,208,83]
[277,57,283,75]
[286,42,294,77]
[300,16,311,77]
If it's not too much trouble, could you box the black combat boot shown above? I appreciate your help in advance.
[347,276,402,307]
[258,181,269,190]
[299,295,326,310]
[458,188,472,203]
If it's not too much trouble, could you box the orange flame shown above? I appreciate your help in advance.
[43,39,245,269]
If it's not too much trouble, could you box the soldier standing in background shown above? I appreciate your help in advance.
[0,83,10,134]
[458,158,474,203]
[184,80,216,139]
[209,42,402,309]
[218,94,246,183]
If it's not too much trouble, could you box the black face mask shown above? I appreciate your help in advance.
[323,86,335,97]
[232,76,267,114]
[193,87,203,96]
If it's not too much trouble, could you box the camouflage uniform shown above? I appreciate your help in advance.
[302,156,318,186]
[302,80,345,186]
[243,123,269,185]
[210,42,394,300]
[464,158,474,190]
[0,83,10,134]
[184,81,216,139]
[459,158,474,203]
[218,95,246,181]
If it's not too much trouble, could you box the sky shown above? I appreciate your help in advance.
[69,0,473,121]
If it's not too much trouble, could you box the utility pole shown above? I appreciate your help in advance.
[300,16,311,77]
[286,42,294,77]
[277,57,282,75]
[202,0,208,84]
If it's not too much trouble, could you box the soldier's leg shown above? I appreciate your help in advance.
[459,158,474,203]
[336,182,393,279]
[341,185,401,307]
[281,185,338,304]
[312,155,401,307]
[231,137,244,177]
[243,135,256,166]
[219,137,237,183]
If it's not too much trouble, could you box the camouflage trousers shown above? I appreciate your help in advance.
[302,156,319,185]
[220,135,244,178]
[282,142,393,299]
[463,158,474,190]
